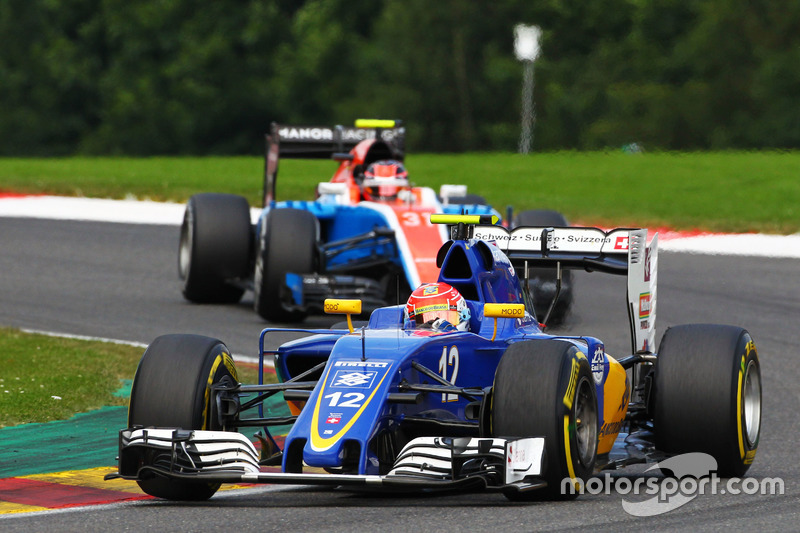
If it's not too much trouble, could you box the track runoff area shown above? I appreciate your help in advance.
[0,193,796,515]
[1,193,799,257]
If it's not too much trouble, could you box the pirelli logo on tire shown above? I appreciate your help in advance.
[563,351,587,409]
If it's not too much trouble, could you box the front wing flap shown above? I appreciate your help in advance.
[284,273,387,313]
[108,429,546,495]
[116,428,261,478]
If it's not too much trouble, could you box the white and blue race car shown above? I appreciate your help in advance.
[178,120,573,323]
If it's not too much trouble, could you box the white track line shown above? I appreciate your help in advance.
[19,328,268,366]
[659,232,800,258]
[0,195,260,225]
[1,194,798,257]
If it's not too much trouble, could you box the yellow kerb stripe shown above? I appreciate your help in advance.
[22,467,141,493]
[0,501,50,514]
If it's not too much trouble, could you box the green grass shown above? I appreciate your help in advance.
[0,328,264,427]
[0,157,266,203]
[417,151,800,234]
[0,151,797,425]
[0,328,142,428]
[1,151,798,233]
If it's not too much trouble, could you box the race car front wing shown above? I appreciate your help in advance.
[107,428,547,495]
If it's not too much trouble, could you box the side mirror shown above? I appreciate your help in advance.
[324,299,362,332]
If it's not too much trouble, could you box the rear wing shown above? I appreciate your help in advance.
[474,225,658,354]
[263,120,405,205]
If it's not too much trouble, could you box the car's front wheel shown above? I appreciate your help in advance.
[492,339,598,500]
[128,334,239,500]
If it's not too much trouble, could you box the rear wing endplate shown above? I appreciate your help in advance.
[262,121,405,205]
[474,225,658,353]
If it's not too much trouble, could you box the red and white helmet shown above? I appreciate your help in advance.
[362,159,408,201]
[405,282,470,332]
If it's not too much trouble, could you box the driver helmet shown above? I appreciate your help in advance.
[363,159,408,201]
[405,282,470,332]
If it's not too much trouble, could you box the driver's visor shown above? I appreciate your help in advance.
[413,304,460,326]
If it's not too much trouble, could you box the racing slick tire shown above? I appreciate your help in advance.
[254,208,319,322]
[128,334,239,500]
[653,324,761,477]
[492,339,598,500]
[513,210,573,325]
[179,193,251,303]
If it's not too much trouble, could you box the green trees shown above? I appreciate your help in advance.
[79,0,293,154]
[0,0,101,155]
[1,0,798,154]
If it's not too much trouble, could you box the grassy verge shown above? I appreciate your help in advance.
[0,328,264,427]
[1,151,799,233]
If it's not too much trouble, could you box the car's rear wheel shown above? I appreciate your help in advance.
[128,334,239,500]
[254,208,318,322]
[179,193,251,303]
[492,339,598,500]
[513,210,573,325]
[653,324,761,477]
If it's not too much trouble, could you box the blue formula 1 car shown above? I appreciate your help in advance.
[109,215,761,501]
[177,120,573,323]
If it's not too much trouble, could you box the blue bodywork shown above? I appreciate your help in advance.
[259,199,499,281]
[262,235,605,476]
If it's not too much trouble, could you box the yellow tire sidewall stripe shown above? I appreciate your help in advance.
[563,414,579,492]
[737,355,745,459]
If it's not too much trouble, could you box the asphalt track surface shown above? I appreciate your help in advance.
[1,216,798,531]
